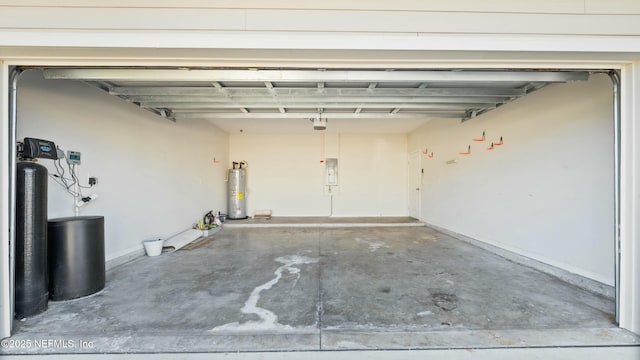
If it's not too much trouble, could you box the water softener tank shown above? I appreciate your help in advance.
[227,162,248,219]
[48,216,105,301]
[15,161,49,318]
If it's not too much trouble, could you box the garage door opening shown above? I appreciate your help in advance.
[3,66,638,354]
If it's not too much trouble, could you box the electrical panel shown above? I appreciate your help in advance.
[325,158,338,186]
[67,151,81,165]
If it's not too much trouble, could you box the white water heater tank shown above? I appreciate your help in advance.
[227,162,248,219]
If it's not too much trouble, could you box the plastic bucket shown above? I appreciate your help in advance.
[143,238,164,257]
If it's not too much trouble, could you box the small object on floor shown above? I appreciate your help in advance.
[201,226,220,237]
[163,229,202,252]
[180,236,215,250]
[253,209,272,220]
[143,238,164,257]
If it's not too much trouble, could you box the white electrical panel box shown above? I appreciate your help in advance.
[67,150,81,165]
[325,158,338,186]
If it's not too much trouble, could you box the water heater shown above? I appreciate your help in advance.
[227,161,248,219]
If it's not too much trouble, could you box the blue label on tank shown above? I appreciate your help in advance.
[40,145,51,152]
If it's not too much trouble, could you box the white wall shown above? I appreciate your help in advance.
[1,1,639,36]
[409,74,614,285]
[2,1,640,59]
[229,133,407,217]
[332,134,407,217]
[16,71,229,261]
[228,133,327,216]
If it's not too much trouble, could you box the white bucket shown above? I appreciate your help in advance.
[143,238,164,257]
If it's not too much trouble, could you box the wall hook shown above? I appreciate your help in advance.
[213,157,220,164]
[421,148,434,158]
[494,136,504,146]
[487,142,495,151]
[473,131,486,142]
[459,145,471,155]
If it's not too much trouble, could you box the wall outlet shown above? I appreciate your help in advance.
[89,177,97,186]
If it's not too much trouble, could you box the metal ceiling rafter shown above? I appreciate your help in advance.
[264,81,286,113]
[82,80,178,122]
[123,96,511,105]
[387,80,405,115]
[211,81,228,96]
[173,112,465,120]
[359,82,377,114]
[211,81,249,114]
[108,87,528,98]
[44,69,589,83]
[140,102,485,110]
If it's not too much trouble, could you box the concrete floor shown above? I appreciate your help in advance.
[2,225,639,355]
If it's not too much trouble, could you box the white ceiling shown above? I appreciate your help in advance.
[42,68,590,134]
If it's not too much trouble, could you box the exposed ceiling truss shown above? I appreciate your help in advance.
[42,68,590,123]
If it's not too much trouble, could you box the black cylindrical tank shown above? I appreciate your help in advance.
[48,216,105,301]
[15,161,49,318]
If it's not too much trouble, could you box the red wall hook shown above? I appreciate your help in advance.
[494,136,504,146]
[459,145,472,155]
[421,148,434,158]
[473,131,486,142]
[487,143,495,151]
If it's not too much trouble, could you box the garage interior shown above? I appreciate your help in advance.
[5,67,640,354]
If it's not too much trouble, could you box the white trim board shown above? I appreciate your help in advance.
[223,222,425,229]
[105,247,145,272]
[0,62,11,339]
